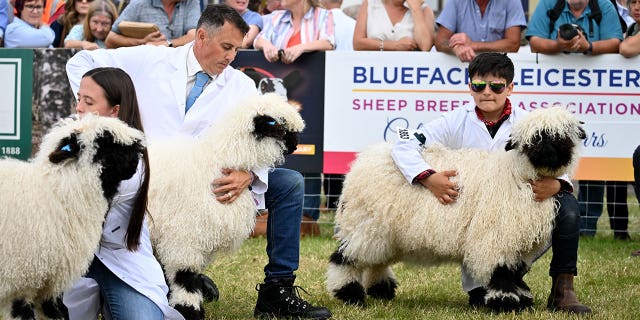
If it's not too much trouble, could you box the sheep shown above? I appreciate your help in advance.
[146,93,305,319]
[0,114,146,320]
[326,107,586,313]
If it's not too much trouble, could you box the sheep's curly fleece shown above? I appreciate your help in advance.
[334,107,582,286]
[0,115,145,318]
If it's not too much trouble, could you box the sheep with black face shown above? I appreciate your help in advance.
[326,107,586,313]
[0,115,145,320]
[146,93,305,319]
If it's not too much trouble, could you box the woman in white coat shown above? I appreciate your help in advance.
[63,67,184,320]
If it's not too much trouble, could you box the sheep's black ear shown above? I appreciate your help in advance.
[505,138,517,151]
[49,133,81,163]
[577,126,586,139]
[254,115,286,140]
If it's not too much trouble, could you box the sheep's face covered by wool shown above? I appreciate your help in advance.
[38,114,146,201]
[506,107,585,178]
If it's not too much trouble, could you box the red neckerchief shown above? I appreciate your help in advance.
[475,98,512,127]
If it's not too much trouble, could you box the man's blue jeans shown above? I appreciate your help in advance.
[85,257,163,320]
[264,168,304,281]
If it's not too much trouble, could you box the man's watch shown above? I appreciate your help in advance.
[167,40,173,47]
[583,41,592,55]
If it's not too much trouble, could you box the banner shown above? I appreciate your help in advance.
[233,50,325,174]
[324,51,640,181]
[0,49,33,160]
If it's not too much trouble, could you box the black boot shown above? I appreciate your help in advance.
[254,277,332,319]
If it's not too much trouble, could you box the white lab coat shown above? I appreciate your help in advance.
[63,162,185,320]
[65,42,268,205]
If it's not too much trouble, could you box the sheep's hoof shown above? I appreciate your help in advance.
[366,278,397,300]
[468,287,488,308]
[174,303,205,320]
[485,289,532,313]
[199,274,219,302]
[11,299,36,320]
[334,281,366,306]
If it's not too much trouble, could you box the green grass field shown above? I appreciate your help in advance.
[203,199,640,320]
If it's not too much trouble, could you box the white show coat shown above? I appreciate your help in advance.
[66,43,268,206]
[63,162,185,320]
[391,103,572,185]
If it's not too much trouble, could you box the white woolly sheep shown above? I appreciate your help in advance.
[0,115,146,320]
[326,107,586,313]
[146,93,305,319]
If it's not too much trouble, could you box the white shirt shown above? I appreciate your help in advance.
[330,8,355,51]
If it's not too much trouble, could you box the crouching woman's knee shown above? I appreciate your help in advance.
[268,168,304,199]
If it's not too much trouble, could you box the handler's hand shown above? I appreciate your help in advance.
[212,169,252,204]
[420,170,459,205]
[529,176,561,202]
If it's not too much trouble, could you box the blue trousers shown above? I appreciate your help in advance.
[303,173,322,220]
[263,168,304,281]
[634,145,640,203]
[85,257,163,320]
[549,191,581,276]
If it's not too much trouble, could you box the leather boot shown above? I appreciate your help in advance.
[254,277,332,319]
[251,212,268,238]
[547,273,592,314]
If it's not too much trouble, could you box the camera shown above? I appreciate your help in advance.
[558,23,585,40]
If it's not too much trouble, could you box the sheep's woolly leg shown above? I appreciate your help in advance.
[326,249,366,306]
[8,298,35,320]
[168,269,209,320]
[363,265,397,300]
[484,263,533,313]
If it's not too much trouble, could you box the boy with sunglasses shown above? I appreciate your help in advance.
[391,52,591,314]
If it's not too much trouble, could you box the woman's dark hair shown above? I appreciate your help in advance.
[58,0,86,46]
[82,67,149,252]
[468,52,515,84]
[197,4,249,35]
[15,0,47,18]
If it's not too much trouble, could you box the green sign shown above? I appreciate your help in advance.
[0,50,33,160]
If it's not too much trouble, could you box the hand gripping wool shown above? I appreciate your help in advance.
[326,107,586,313]
[146,93,305,319]
[0,114,146,320]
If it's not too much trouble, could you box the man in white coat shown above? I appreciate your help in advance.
[391,53,591,314]
[66,4,331,320]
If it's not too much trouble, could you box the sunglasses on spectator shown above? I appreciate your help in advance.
[470,80,507,94]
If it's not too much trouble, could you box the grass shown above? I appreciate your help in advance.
[203,200,640,320]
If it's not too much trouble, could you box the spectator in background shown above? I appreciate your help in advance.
[526,0,622,54]
[616,0,635,28]
[321,0,355,51]
[578,182,630,240]
[254,0,335,235]
[51,0,92,47]
[435,0,525,62]
[64,0,118,49]
[0,0,9,45]
[225,0,262,48]
[41,0,65,25]
[105,0,199,48]
[620,0,640,57]
[353,0,434,51]
[4,0,55,48]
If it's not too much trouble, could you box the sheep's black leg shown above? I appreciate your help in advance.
[365,266,397,301]
[171,269,211,320]
[41,295,68,319]
[11,298,35,320]
[484,262,533,313]
[327,249,366,306]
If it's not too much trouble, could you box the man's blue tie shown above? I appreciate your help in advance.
[185,71,210,113]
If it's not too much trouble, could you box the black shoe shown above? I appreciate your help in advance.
[254,277,332,319]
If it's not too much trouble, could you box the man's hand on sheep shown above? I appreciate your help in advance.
[419,170,460,205]
[212,168,253,203]
[529,176,562,202]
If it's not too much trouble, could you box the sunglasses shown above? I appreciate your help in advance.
[470,80,507,94]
